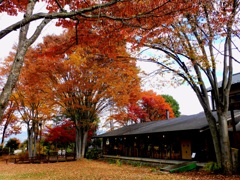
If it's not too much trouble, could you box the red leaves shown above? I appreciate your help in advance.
[140,90,175,121]
[44,119,76,144]
[44,119,96,145]
[0,0,28,15]
[112,90,175,125]
[128,103,147,123]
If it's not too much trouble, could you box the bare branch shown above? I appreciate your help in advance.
[27,18,51,46]
[0,0,120,39]
[0,0,195,40]
[54,0,66,12]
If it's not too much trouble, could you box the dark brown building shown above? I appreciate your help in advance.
[97,111,240,162]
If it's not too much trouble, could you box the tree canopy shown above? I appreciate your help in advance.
[0,99,20,145]
[0,0,199,124]
[4,138,20,154]
[44,119,76,149]
[162,94,181,117]
[108,90,175,127]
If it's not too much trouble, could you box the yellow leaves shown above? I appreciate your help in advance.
[68,48,88,67]
[38,42,141,127]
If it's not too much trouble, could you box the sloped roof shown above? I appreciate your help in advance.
[234,122,240,131]
[97,111,240,138]
[232,73,240,84]
[207,73,240,91]
[229,122,240,131]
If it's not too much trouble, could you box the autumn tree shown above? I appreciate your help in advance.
[12,91,52,158]
[0,0,200,129]
[44,118,97,152]
[109,90,175,126]
[22,28,141,159]
[44,119,76,150]
[4,138,21,154]
[162,95,181,117]
[140,91,175,120]
[132,0,240,174]
[8,47,56,158]
[52,47,140,159]
[0,99,21,145]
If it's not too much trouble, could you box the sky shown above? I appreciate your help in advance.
[137,61,203,115]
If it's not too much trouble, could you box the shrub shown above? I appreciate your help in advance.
[86,148,101,159]
[1,147,10,155]
[128,161,143,167]
[116,159,122,166]
[204,162,221,173]
[107,159,116,164]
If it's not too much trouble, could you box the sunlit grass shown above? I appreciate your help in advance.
[0,158,239,180]
[0,158,181,180]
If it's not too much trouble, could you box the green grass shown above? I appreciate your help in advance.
[12,172,46,179]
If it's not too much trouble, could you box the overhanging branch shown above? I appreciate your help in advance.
[0,0,120,39]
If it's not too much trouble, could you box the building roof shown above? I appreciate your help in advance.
[232,73,240,85]
[234,122,240,131]
[207,73,240,91]
[97,111,240,138]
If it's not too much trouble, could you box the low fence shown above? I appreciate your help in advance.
[4,152,76,164]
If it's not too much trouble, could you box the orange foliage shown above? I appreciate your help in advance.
[110,90,175,125]
[6,28,141,133]
[140,90,175,120]
[1,46,57,138]
[16,32,142,158]
[52,45,141,117]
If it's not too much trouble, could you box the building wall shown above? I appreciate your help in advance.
[102,130,215,162]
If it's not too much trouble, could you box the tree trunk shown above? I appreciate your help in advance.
[75,127,82,159]
[27,125,33,158]
[33,123,37,157]
[218,110,233,174]
[1,121,8,145]
[81,131,88,158]
[0,1,50,124]
[204,109,222,165]
[204,108,233,174]
[75,126,89,159]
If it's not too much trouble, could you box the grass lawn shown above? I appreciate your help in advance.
[0,158,240,180]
